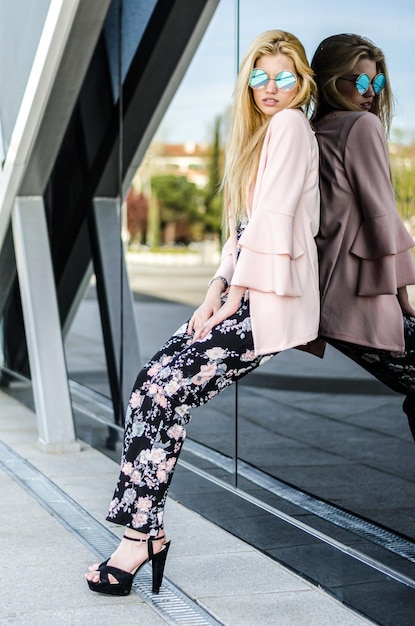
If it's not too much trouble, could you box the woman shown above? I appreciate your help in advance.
[85,29,320,596]
[311,34,415,437]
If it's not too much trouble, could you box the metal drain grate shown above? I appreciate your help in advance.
[0,440,221,626]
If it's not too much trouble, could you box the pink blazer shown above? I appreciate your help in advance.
[215,109,320,355]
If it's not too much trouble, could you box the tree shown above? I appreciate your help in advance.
[126,188,148,244]
[150,174,205,244]
[204,115,223,235]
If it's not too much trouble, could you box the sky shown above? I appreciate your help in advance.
[155,0,415,145]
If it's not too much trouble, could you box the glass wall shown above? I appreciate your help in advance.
[0,0,51,159]
[2,0,411,553]
[127,0,415,544]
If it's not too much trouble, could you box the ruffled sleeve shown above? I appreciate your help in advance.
[231,210,304,295]
[238,210,304,257]
[350,212,414,259]
[350,213,415,295]
[345,114,415,295]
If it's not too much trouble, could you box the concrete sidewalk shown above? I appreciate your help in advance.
[0,390,373,625]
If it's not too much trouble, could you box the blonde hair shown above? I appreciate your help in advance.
[223,30,316,227]
[311,33,393,135]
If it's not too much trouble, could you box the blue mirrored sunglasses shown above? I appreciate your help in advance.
[339,73,386,95]
[248,68,297,92]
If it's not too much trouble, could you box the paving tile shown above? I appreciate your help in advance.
[204,590,372,626]
[168,551,310,598]
[165,517,252,558]
[2,604,166,626]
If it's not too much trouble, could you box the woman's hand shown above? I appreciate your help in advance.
[190,285,246,343]
[398,286,415,317]
[187,297,222,337]
[187,278,226,336]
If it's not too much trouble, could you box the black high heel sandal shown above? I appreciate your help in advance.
[87,533,170,596]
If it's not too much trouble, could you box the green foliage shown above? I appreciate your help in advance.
[151,174,204,223]
[204,116,224,234]
[149,174,205,244]
[390,146,415,222]
[134,115,225,246]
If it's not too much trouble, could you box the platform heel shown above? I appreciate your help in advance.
[86,532,169,596]
[149,536,171,593]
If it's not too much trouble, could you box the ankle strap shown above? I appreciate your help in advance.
[123,533,165,543]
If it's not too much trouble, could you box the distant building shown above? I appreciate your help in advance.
[132,141,210,191]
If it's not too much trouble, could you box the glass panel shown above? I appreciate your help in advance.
[124,0,238,484]
[133,0,415,563]
[104,0,158,99]
[235,0,415,544]
[0,0,51,156]
[64,274,111,398]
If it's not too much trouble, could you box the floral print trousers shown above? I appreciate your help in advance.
[106,297,275,535]
[326,313,415,438]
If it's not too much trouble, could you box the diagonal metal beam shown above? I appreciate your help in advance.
[95,0,220,197]
[12,196,77,449]
[90,197,141,421]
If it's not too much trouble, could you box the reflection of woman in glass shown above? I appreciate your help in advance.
[86,29,320,596]
[311,34,415,438]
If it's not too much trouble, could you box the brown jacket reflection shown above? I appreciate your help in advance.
[315,110,415,352]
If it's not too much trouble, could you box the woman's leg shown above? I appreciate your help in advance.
[86,298,275,584]
[326,313,415,439]
[108,297,274,533]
